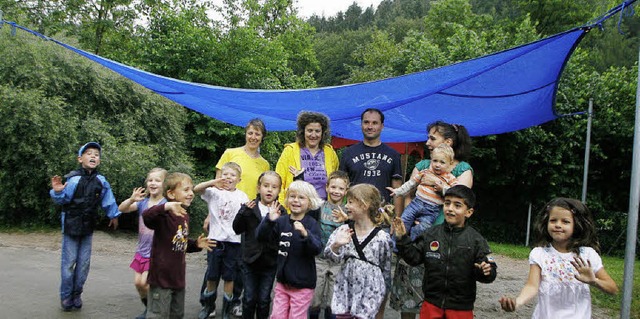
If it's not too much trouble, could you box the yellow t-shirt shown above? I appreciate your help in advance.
[216,147,270,200]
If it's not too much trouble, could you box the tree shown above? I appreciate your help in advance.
[0,29,191,227]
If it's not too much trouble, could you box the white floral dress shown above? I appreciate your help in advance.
[530,245,602,319]
[323,224,392,319]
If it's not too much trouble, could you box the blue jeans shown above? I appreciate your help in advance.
[240,261,276,319]
[401,197,439,241]
[60,233,93,300]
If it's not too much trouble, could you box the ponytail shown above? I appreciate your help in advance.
[428,121,472,161]
[374,204,395,227]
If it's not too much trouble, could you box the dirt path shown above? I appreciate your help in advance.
[0,231,614,318]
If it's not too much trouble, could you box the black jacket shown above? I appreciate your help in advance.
[62,169,103,236]
[396,223,497,311]
[256,213,322,289]
[232,199,284,268]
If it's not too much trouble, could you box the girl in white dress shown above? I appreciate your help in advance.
[324,184,393,319]
[499,198,618,318]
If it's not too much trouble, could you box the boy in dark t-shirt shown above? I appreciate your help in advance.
[143,172,215,318]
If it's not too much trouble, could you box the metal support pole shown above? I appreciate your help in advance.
[582,99,593,203]
[525,202,532,246]
[620,46,640,319]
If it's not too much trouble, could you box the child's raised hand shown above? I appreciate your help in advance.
[267,202,282,221]
[392,217,407,238]
[293,221,308,237]
[197,233,217,252]
[571,256,596,285]
[51,175,66,192]
[288,166,305,178]
[331,207,349,223]
[129,187,146,202]
[210,178,227,190]
[166,202,187,218]
[498,296,517,312]
[385,187,397,197]
[245,200,256,209]
[331,226,353,252]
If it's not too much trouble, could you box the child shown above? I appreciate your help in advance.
[142,172,215,318]
[387,143,457,241]
[195,162,249,319]
[324,183,393,319]
[310,171,350,319]
[232,171,286,319]
[499,198,618,318]
[118,168,168,319]
[393,185,497,319]
[49,142,121,311]
[256,180,323,319]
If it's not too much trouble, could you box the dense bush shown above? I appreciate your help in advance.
[0,30,192,229]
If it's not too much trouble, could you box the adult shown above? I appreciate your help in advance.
[390,120,473,319]
[216,118,270,199]
[199,118,269,319]
[275,111,339,203]
[339,108,402,319]
[339,108,403,211]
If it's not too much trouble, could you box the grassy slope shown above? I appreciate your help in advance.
[490,242,640,318]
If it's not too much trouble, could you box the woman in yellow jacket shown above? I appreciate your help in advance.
[276,111,339,204]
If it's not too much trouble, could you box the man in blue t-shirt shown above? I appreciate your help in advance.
[339,108,403,211]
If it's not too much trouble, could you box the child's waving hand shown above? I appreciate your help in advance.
[166,202,187,218]
[332,206,349,223]
[571,256,596,285]
[392,217,407,238]
[330,226,353,254]
[268,202,282,221]
[51,175,66,192]
[129,187,146,202]
[197,233,217,252]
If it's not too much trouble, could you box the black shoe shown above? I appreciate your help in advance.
[72,294,82,309]
[61,298,74,312]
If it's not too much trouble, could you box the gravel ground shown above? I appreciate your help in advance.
[0,231,614,318]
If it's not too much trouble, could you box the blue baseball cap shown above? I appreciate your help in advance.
[78,142,102,157]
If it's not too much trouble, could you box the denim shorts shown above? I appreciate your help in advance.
[206,241,241,282]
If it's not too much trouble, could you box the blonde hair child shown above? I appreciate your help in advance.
[256,180,323,319]
[324,183,393,318]
[118,168,168,319]
[194,162,249,319]
[388,143,457,241]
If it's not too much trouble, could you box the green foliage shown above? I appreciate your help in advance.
[0,29,191,228]
[2,0,639,252]
[313,30,374,86]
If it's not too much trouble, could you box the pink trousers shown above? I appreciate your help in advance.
[270,282,314,319]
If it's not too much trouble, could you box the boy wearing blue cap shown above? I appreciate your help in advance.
[50,142,121,311]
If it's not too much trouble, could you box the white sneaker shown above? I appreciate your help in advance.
[208,310,216,318]
[231,305,242,317]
